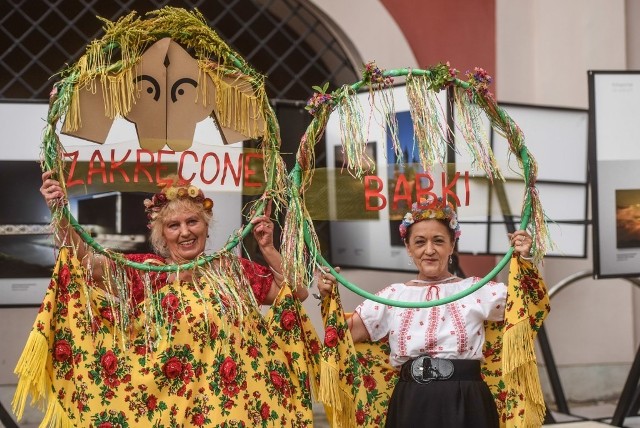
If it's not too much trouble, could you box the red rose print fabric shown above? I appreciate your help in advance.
[13,248,321,427]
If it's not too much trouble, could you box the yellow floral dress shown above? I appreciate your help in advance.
[13,248,322,427]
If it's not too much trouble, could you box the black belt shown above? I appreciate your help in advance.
[399,356,482,384]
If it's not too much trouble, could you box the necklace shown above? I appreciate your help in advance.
[409,275,458,284]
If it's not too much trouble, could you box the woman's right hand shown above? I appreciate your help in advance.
[317,266,340,298]
[41,170,109,289]
[41,170,65,207]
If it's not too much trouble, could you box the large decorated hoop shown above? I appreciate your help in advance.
[282,62,552,308]
[42,7,287,273]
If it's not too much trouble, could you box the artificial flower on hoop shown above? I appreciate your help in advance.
[426,62,459,92]
[362,61,394,88]
[305,82,334,117]
[466,67,493,98]
[143,177,214,228]
[399,196,461,240]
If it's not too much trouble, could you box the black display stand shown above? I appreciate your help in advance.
[0,399,18,428]
[611,343,640,426]
[542,271,640,426]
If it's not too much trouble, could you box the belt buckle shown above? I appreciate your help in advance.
[410,356,454,384]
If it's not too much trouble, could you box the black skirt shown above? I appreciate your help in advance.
[385,358,499,428]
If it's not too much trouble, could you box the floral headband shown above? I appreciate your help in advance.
[143,178,214,228]
[399,197,461,240]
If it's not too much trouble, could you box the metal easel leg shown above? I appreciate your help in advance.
[0,401,19,428]
[537,323,569,422]
[610,343,640,426]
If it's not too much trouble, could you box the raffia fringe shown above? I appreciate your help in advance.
[12,331,73,427]
[502,320,546,428]
[336,87,372,178]
[12,330,49,420]
[318,361,356,428]
[406,75,448,171]
[62,68,136,134]
[214,75,266,138]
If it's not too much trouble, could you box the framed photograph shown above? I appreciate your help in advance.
[589,70,640,278]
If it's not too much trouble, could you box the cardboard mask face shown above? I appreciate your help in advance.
[62,37,265,152]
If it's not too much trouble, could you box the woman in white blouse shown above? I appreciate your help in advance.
[318,197,534,428]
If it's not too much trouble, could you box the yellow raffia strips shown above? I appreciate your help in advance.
[102,69,137,120]
[99,258,131,349]
[296,103,332,190]
[62,7,245,134]
[376,86,402,163]
[406,75,448,170]
[200,255,259,322]
[61,12,147,131]
[61,79,82,134]
[526,186,555,264]
[462,83,553,260]
[281,193,317,293]
[12,331,49,420]
[216,76,265,137]
[137,272,162,356]
[93,252,265,355]
[453,87,503,182]
[147,7,235,66]
[336,86,374,178]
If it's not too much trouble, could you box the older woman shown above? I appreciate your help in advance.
[17,171,315,427]
[318,197,540,428]
[40,170,307,303]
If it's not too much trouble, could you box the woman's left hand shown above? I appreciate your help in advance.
[316,266,340,298]
[251,201,275,249]
[508,230,533,258]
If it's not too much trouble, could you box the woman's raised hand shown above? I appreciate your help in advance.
[508,230,533,258]
[40,170,65,208]
[317,266,340,298]
[250,200,276,249]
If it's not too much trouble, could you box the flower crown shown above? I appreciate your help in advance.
[143,178,214,228]
[399,197,461,240]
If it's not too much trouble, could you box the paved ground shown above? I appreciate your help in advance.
[545,401,640,427]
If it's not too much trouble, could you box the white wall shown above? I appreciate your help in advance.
[310,0,418,70]
[497,0,627,108]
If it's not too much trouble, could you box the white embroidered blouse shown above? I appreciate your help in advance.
[356,277,507,369]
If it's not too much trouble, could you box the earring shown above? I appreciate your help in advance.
[449,255,453,264]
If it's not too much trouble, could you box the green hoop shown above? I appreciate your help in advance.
[293,65,539,308]
[41,8,283,273]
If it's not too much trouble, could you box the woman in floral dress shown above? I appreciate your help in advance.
[13,172,321,427]
[318,197,548,428]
